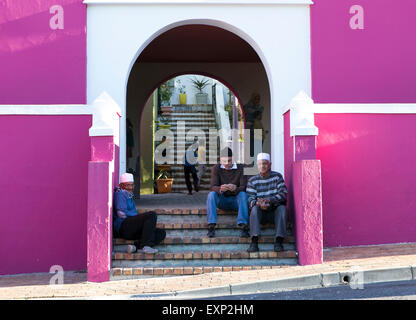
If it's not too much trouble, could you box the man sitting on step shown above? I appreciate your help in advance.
[246,153,288,253]
[206,147,249,238]
[113,173,166,254]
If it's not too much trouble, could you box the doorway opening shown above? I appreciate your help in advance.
[126,24,271,199]
[128,73,268,199]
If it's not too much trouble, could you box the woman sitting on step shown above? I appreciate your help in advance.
[113,173,166,254]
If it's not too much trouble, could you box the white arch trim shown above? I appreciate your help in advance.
[86,4,313,176]
[124,18,276,171]
[124,18,274,104]
[84,0,313,5]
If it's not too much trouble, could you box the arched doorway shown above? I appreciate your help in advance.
[126,24,272,196]
[129,73,260,196]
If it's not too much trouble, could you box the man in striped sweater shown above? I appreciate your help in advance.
[246,153,288,252]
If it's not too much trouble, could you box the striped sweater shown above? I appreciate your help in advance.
[246,171,288,209]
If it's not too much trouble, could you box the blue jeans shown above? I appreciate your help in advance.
[206,191,249,226]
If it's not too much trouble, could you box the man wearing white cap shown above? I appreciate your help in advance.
[113,173,165,254]
[246,153,288,252]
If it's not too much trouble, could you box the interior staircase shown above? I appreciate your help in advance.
[160,104,218,193]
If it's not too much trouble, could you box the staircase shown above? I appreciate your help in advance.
[111,202,297,280]
[159,104,218,193]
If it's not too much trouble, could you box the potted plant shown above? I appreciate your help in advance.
[156,168,174,193]
[176,79,187,105]
[157,115,171,130]
[190,76,210,105]
[159,81,174,115]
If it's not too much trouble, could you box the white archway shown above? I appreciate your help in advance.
[85,2,312,176]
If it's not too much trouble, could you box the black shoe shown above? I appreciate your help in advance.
[247,242,259,252]
[274,237,284,252]
[207,224,216,238]
[240,225,250,238]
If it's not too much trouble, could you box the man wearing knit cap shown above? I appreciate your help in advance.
[113,173,165,254]
[246,153,288,252]
[206,147,249,238]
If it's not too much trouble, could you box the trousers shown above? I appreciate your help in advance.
[249,205,287,238]
[184,165,198,192]
[118,211,166,248]
[206,191,249,226]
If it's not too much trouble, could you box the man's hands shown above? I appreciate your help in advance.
[220,184,237,192]
[256,198,270,210]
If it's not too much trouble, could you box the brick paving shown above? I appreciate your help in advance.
[1,242,416,299]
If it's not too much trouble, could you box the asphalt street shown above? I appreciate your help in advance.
[201,280,416,300]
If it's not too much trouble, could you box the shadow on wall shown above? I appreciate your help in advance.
[0,1,86,104]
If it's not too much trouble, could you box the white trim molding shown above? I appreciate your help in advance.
[89,92,122,137]
[288,91,319,137]
[0,105,91,115]
[83,0,313,5]
[313,103,416,114]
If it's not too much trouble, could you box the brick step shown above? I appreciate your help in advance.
[171,185,210,191]
[163,118,215,122]
[170,172,211,178]
[155,223,287,239]
[136,208,244,215]
[169,165,214,171]
[166,124,216,128]
[168,117,215,120]
[114,242,295,254]
[111,264,290,279]
[114,235,294,246]
[165,228,279,237]
[112,250,298,268]
[155,214,245,225]
[171,106,213,112]
[167,121,216,125]
[156,222,256,229]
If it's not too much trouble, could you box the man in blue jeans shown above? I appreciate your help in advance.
[206,147,249,238]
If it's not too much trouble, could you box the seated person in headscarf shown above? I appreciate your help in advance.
[113,173,165,254]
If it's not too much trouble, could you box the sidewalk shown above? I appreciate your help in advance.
[1,243,415,300]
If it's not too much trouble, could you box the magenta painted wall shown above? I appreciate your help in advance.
[311,0,416,103]
[315,113,416,247]
[0,115,91,275]
[0,0,86,104]
[283,112,294,224]
[293,160,323,265]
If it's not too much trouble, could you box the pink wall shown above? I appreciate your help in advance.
[0,0,86,104]
[293,160,323,265]
[283,112,294,223]
[315,113,416,247]
[311,0,416,103]
[0,115,91,275]
[88,136,118,282]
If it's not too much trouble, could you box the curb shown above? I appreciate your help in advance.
[128,266,416,299]
[27,265,416,300]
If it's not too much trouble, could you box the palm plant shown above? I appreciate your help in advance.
[190,77,210,93]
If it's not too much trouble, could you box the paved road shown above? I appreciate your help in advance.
[202,280,416,300]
